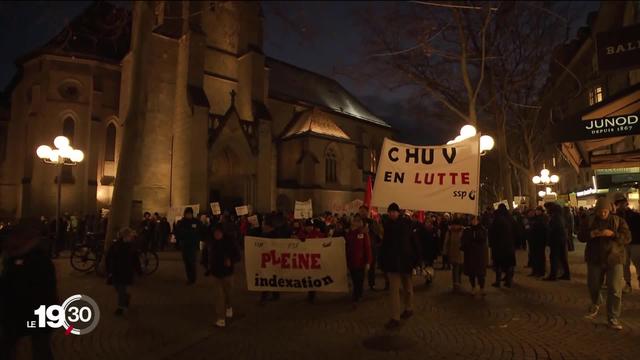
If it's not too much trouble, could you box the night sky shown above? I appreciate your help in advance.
[0,1,600,143]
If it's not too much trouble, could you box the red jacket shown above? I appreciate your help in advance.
[345,228,372,269]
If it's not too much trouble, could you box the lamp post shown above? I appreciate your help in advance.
[532,165,559,186]
[446,124,495,155]
[36,136,84,251]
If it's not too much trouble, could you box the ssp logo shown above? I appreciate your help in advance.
[28,294,100,336]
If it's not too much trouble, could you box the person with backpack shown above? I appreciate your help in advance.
[579,197,631,330]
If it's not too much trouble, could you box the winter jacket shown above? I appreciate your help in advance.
[345,228,372,270]
[443,224,465,264]
[488,209,517,267]
[380,216,421,274]
[1,248,58,337]
[461,225,489,277]
[579,214,631,267]
[529,215,548,248]
[547,213,568,250]
[618,209,640,245]
[415,222,438,264]
[207,236,240,278]
[106,240,141,285]
[175,217,202,255]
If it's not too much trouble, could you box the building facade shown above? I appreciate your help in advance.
[541,1,640,208]
[0,2,392,220]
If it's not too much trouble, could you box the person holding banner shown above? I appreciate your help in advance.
[208,225,240,328]
[345,215,372,307]
[174,207,202,285]
[359,205,385,291]
[380,203,421,330]
[296,219,324,304]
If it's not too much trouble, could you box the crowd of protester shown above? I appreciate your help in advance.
[1,192,639,358]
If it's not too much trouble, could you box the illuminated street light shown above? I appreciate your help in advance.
[446,125,495,155]
[36,136,84,248]
[532,165,559,185]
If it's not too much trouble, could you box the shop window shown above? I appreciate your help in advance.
[370,149,378,173]
[630,69,640,86]
[588,86,603,106]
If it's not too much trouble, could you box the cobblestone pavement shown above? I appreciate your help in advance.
[14,244,640,359]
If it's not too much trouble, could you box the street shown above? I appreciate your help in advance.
[13,244,640,360]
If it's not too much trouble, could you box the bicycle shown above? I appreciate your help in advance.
[138,249,159,275]
[70,232,104,274]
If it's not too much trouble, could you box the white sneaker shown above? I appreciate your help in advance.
[225,307,233,318]
[608,319,623,330]
[584,305,599,319]
[215,319,226,328]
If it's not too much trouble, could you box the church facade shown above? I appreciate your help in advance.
[0,1,392,220]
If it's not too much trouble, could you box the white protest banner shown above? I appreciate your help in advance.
[244,236,348,293]
[236,205,249,216]
[294,199,313,219]
[247,215,259,228]
[371,136,481,215]
[210,202,221,215]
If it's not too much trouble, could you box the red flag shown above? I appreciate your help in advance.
[364,175,373,208]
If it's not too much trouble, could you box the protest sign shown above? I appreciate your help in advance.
[371,136,481,215]
[210,202,221,215]
[294,199,313,219]
[247,215,259,228]
[244,236,348,293]
[236,205,249,216]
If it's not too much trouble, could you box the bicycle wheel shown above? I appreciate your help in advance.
[139,251,159,275]
[70,246,97,272]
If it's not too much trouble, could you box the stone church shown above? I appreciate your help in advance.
[0,1,392,219]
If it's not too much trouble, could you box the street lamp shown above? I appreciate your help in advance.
[36,136,84,250]
[446,125,495,155]
[532,165,559,186]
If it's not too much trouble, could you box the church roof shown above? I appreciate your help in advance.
[17,1,131,65]
[266,57,391,128]
[281,108,351,140]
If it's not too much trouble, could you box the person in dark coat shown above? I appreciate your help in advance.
[489,204,517,288]
[415,218,439,285]
[380,203,421,329]
[528,207,548,277]
[157,217,171,251]
[462,216,489,296]
[1,220,57,360]
[174,207,202,284]
[106,227,141,316]
[139,212,155,252]
[208,225,240,328]
[438,213,451,269]
[345,215,372,305]
[359,205,385,291]
[544,202,571,281]
[259,215,282,304]
[199,214,213,276]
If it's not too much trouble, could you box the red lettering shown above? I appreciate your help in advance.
[271,250,281,266]
[281,253,290,269]
[437,173,445,185]
[261,252,272,268]
[425,173,434,184]
[449,172,457,184]
[414,172,421,184]
[310,254,321,269]
[461,172,470,184]
[298,254,309,269]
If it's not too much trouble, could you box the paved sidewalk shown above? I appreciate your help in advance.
[14,244,640,359]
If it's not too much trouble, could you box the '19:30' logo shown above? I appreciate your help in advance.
[28,294,100,336]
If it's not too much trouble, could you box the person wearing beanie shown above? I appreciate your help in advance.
[174,207,202,285]
[380,203,421,329]
[208,225,240,328]
[579,197,631,330]
[613,193,640,294]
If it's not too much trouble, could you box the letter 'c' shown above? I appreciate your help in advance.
[388,147,399,162]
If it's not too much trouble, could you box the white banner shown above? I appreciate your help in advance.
[236,205,249,216]
[244,236,348,293]
[371,136,480,215]
[294,199,313,219]
[210,202,221,215]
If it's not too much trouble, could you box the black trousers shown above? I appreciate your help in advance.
[530,243,546,276]
[368,246,378,288]
[182,251,197,283]
[114,283,129,309]
[469,275,486,288]
[549,243,570,278]
[350,269,365,301]
[494,265,514,286]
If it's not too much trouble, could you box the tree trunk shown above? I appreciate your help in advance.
[104,2,153,253]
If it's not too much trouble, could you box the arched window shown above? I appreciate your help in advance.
[370,149,378,173]
[325,148,337,183]
[61,117,75,181]
[105,123,116,161]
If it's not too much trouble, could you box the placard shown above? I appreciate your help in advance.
[294,199,313,219]
[244,236,348,292]
[210,202,221,215]
[236,205,249,216]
